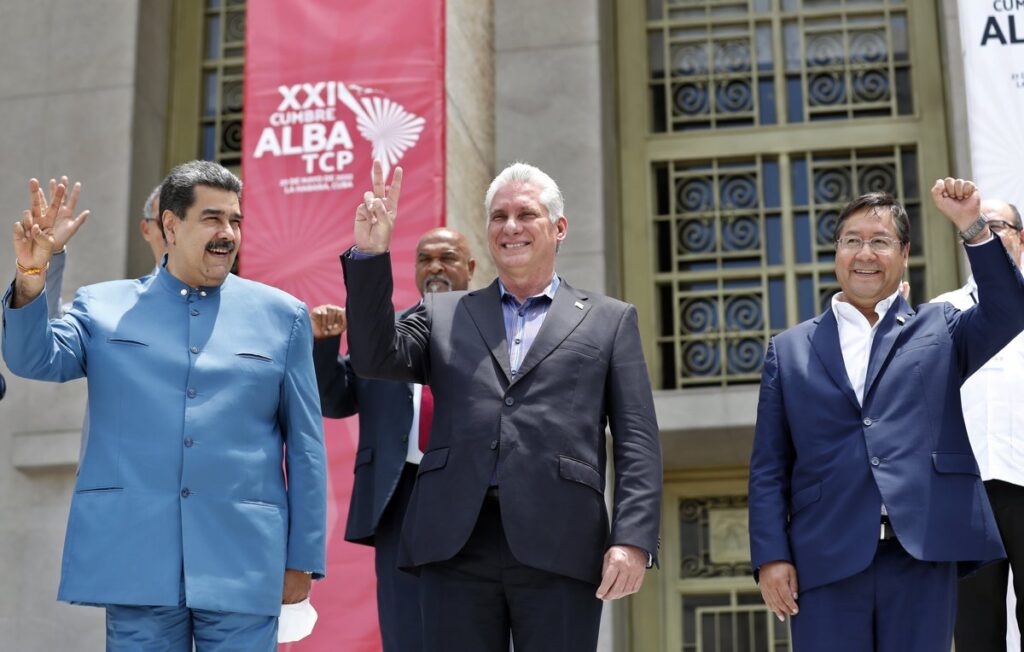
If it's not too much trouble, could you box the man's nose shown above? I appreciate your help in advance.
[504,215,521,232]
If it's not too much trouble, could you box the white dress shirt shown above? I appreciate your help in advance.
[932,276,1024,486]
[405,384,425,465]
[831,290,901,406]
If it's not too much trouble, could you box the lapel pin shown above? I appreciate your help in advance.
[574,301,585,310]
[896,315,906,325]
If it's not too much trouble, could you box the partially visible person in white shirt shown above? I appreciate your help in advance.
[932,198,1024,652]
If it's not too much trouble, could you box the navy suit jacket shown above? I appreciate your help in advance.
[343,252,662,586]
[749,238,1024,593]
[312,307,417,546]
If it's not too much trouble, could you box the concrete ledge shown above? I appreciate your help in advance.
[655,385,759,432]
[12,430,81,472]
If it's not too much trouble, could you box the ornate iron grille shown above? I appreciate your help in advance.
[654,146,921,387]
[648,0,912,133]
[200,0,246,174]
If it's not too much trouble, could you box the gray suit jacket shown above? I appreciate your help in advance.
[343,251,662,585]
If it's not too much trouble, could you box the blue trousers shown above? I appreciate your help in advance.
[105,580,277,652]
[790,539,957,651]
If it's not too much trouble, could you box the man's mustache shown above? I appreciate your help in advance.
[423,275,453,292]
[206,239,236,253]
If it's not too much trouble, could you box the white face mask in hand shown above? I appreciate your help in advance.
[278,598,318,643]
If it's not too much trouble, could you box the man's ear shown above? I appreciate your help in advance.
[162,210,176,245]
[467,257,477,278]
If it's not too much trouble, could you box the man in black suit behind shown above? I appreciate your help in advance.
[309,227,475,652]
[341,161,663,652]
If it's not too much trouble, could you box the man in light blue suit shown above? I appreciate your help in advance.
[749,178,1024,651]
[2,161,327,651]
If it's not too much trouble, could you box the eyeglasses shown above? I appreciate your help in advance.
[985,219,1022,235]
[835,236,904,254]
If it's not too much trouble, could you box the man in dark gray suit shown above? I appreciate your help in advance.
[341,161,663,652]
[309,226,475,652]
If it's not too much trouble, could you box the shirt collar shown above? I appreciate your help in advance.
[831,288,900,326]
[498,275,560,305]
[155,256,227,297]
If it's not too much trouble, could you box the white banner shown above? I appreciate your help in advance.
[958,1,1024,211]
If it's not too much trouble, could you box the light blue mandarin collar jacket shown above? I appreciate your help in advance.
[1,264,327,616]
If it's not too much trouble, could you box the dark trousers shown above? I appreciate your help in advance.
[419,495,603,652]
[790,540,957,651]
[955,479,1024,650]
[375,463,424,652]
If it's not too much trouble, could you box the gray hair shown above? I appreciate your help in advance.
[158,161,242,235]
[484,162,563,225]
[142,184,162,220]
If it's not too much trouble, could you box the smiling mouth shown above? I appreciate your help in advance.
[852,270,880,276]
[206,241,235,257]
[502,242,529,249]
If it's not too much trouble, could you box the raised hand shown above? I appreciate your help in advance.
[41,176,90,252]
[353,159,403,254]
[931,177,981,233]
[310,304,347,340]
[14,179,66,272]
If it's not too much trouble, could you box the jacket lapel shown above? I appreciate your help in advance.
[462,280,513,383]
[809,308,861,410]
[511,282,590,386]
[863,296,914,400]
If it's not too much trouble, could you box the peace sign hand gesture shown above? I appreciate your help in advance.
[353,159,403,254]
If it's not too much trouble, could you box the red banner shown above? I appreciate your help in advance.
[242,2,445,649]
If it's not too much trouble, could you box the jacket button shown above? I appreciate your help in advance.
[184,437,194,448]
[863,418,873,426]
[504,397,515,406]
[870,457,881,466]
[181,488,190,498]
[190,346,199,354]
[490,440,498,450]
[187,388,197,398]
[191,309,199,316]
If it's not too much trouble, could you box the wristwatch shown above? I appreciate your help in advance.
[959,215,988,242]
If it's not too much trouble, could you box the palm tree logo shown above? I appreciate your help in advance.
[335,82,426,181]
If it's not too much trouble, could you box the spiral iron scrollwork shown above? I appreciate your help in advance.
[673,82,710,116]
[221,120,243,153]
[223,80,243,114]
[672,43,709,77]
[727,337,764,373]
[719,175,757,209]
[816,210,839,245]
[858,165,896,194]
[852,69,890,103]
[713,39,751,73]
[724,296,763,331]
[814,168,852,203]
[715,80,753,113]
[722,215,759,251]
[678,219,715,254]
[849,31,887,64]
[808,72,844,106]
[680,297,718,333]
[682,341,721,377]
[806,33,844,68]
[225,10,246,43]
[676,178,714,212]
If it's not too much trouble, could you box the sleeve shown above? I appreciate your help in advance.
[947,237,1024,381]
[605,305,663,565]
[312,335,359,419]
[747,338,795,579]
[280,303,328,578]
[342,250,431,384]
[46,250,66,319]
[2,281,90,382]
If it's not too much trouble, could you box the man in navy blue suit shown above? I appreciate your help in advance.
[310,227,475,652]
[748,178,1024,651]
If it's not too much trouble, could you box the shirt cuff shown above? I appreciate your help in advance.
[348,247,386,260]
[965,234,994,247]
